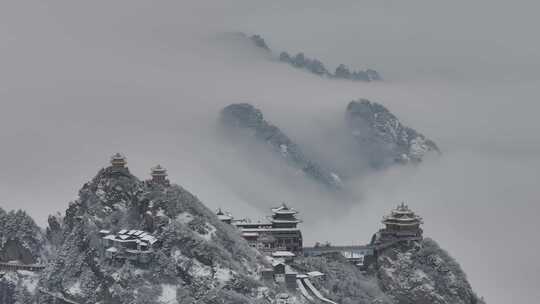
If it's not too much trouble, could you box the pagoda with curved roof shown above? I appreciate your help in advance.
[269,203,302,228]
[110,153,127,168]
[232,202,303,254]
[216,208,233,224]
[374,202,423,245]
[150,165,169,185]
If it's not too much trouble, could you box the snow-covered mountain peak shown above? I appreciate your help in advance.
[346,99,440,166]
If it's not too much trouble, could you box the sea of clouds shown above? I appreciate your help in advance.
[1,1,539,303]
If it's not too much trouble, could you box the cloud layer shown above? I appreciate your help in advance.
[1,1,539,303]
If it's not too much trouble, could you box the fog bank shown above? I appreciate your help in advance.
[1,1,539,303]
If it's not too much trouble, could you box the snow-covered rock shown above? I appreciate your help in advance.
[0,208,48,265]
[1,163,487,304]
[292,254,391,304]
[0,208,47,304]
[0,270,39,304]
[221,103,343,190]
[346,99,440,167]
[242,33,382,82]
[376,239,485,304]
[292,238,485,304]
[33,165,270,304]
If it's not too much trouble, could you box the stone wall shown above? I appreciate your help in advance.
[0,240,34,264]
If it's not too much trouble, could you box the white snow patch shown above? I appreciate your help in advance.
[17,271,39,293]
[68,281,83,296]
[16,270,35,276]
[409,137,430,157]
[193,222,217,241]
[414,282,435,293]
[280,144,288,156]
[331,172,342,184]
[176,212,193,224]
[172,249,185,263]
[199,223,216,241]
[157,208,166,217]
[158,284,178,304]
[384,266,396,279]
[214,266,233,284]
[96,188,107,201]
[190,259,213,278]
[134,268,147,275]
[113,203,126,211]
[413,269,428,281]
[111,271,120,281]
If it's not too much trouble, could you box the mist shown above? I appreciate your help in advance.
[1,1,539,303]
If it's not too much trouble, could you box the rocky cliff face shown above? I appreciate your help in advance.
[346,99,440,167]
[1,165,486,304]
[292,239,484,304]
[33,166,272,304]
[220,101,440,190]
[0,208,48,304]
[376,239,484,304]
[221,103,343,190]
[292,254,392,304]
[242,33,382,82]
[0,270,39,304]
[0,208,48,265]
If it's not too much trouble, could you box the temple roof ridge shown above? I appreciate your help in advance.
[151,164,167,174]
[216,208,233,221]
[111,152,125,160]
[382,202,423,225]
[271,202,298,214]
[110,152,127,167]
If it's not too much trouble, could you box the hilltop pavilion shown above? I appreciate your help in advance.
[110,153,127,168]
[222,203,303,255]
[150,165,170,185]
[373,202,423,245]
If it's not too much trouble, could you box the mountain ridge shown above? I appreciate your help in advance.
[221,103,343,190]
[0,157,481,304]
[241,33,382,82]
[346,99,440,167]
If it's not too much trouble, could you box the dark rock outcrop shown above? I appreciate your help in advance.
[0,164,486,304]
[0,208,47,264]
[221,103,343,190]
[35,165,269,304]
[292,239,485,304]
[292,254,391,304]
[346,99,440,167]
[278,53,382,81]
[376,239,485,304]
[244,33,382,81]
[0,208,48,304]
[249,35,270,51]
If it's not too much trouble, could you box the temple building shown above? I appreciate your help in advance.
[269,204,302,229]
[230,203,303,255]
[303,245,375,269]
[150,165,170,186]
[216,208,233,224]
[110,153,127,168]
[100,229,158,264]
[372,202,423,245]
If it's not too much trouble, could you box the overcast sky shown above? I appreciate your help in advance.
[1,1,539,303]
